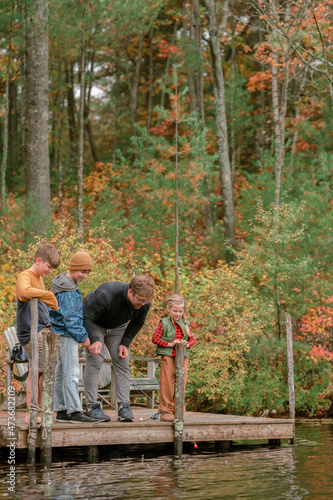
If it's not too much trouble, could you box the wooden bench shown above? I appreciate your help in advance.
[128,357,160,409]
[3,326,160,410]
[79,349,160,409]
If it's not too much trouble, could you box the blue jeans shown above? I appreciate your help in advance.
[54,336,82,414]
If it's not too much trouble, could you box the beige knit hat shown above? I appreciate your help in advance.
[69,250,92,271]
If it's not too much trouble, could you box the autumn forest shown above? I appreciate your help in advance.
[0,0,332,417]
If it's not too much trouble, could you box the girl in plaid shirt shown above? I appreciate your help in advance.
[152,294,195,422]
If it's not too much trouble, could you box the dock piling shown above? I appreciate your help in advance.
[40,330,59,466]
[174,343,185,458]
[85,445,99,462]
[27,298,39,464]
[215,441,232,452]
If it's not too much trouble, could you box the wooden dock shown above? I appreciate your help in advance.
[0,408,293,450]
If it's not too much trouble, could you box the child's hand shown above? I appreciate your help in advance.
[82,338,90,348]
[169,339,180,347]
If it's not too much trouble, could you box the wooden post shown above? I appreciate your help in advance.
[27,298,39,464]
[215,441,232,452]
[174,343,185,458]
[286,313,296,444]
[85,446,98,462]
[40,329,59,466]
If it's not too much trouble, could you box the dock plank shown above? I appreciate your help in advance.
[0,408,293,449]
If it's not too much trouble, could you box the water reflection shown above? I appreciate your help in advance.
[1,423,332,499]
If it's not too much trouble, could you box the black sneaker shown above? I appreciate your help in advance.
[67,411,100,423]
[118,403,134,422]
[56,410,71,422]
[86,403,111,422]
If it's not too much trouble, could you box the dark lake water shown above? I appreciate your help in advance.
[1,422,332,499]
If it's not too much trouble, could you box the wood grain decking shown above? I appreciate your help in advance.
[0,408,293,449]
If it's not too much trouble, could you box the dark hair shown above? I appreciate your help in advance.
[129,275,154,297]
[34,243,60,268]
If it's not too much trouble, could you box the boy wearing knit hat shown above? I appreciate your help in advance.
[50,250,100,423]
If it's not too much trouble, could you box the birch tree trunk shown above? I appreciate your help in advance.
[77,28,86,241]
[161,21,177,109]
[271,49,281,206]
[84,52,98,162]
[65,61,77,162]
[191,0,205,122]
[1,36,11,213]
[268,1,292,337]
[113,48,119,164]
[272,55,290,207]
[270,1,291,208]
[255,31,266,159]
[131,31,144,135]
[56,58,63,214]
[20,51,26,176]
[24,0,51,238]
[9,77,18,162]
[203,0,235,261]
[147,26,154,132]
[290,72,307,176]
[230,18,236,189]
[271,51,283,338]
[191,0,212,230]
[182,1,196,114]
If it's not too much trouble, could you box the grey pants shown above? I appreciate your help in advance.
[84,324,129,409]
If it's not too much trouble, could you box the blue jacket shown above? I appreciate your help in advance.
[49,273,88,343]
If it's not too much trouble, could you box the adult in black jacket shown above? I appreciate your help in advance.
[83,275,154,422]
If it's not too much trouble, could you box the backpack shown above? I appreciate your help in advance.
[11,343,29,382]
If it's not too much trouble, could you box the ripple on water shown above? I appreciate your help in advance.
[1,423,332,499]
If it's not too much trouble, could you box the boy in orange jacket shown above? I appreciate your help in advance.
[16,243,60,424]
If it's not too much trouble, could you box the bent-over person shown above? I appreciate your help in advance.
[83,275,154,422]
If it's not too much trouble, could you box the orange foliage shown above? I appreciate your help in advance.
[299,296,333,360]
[157,39,180,59]
[247,71,272,92]
[310,345,333,362]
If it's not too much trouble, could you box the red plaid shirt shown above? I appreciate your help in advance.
[152,319,195,357]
